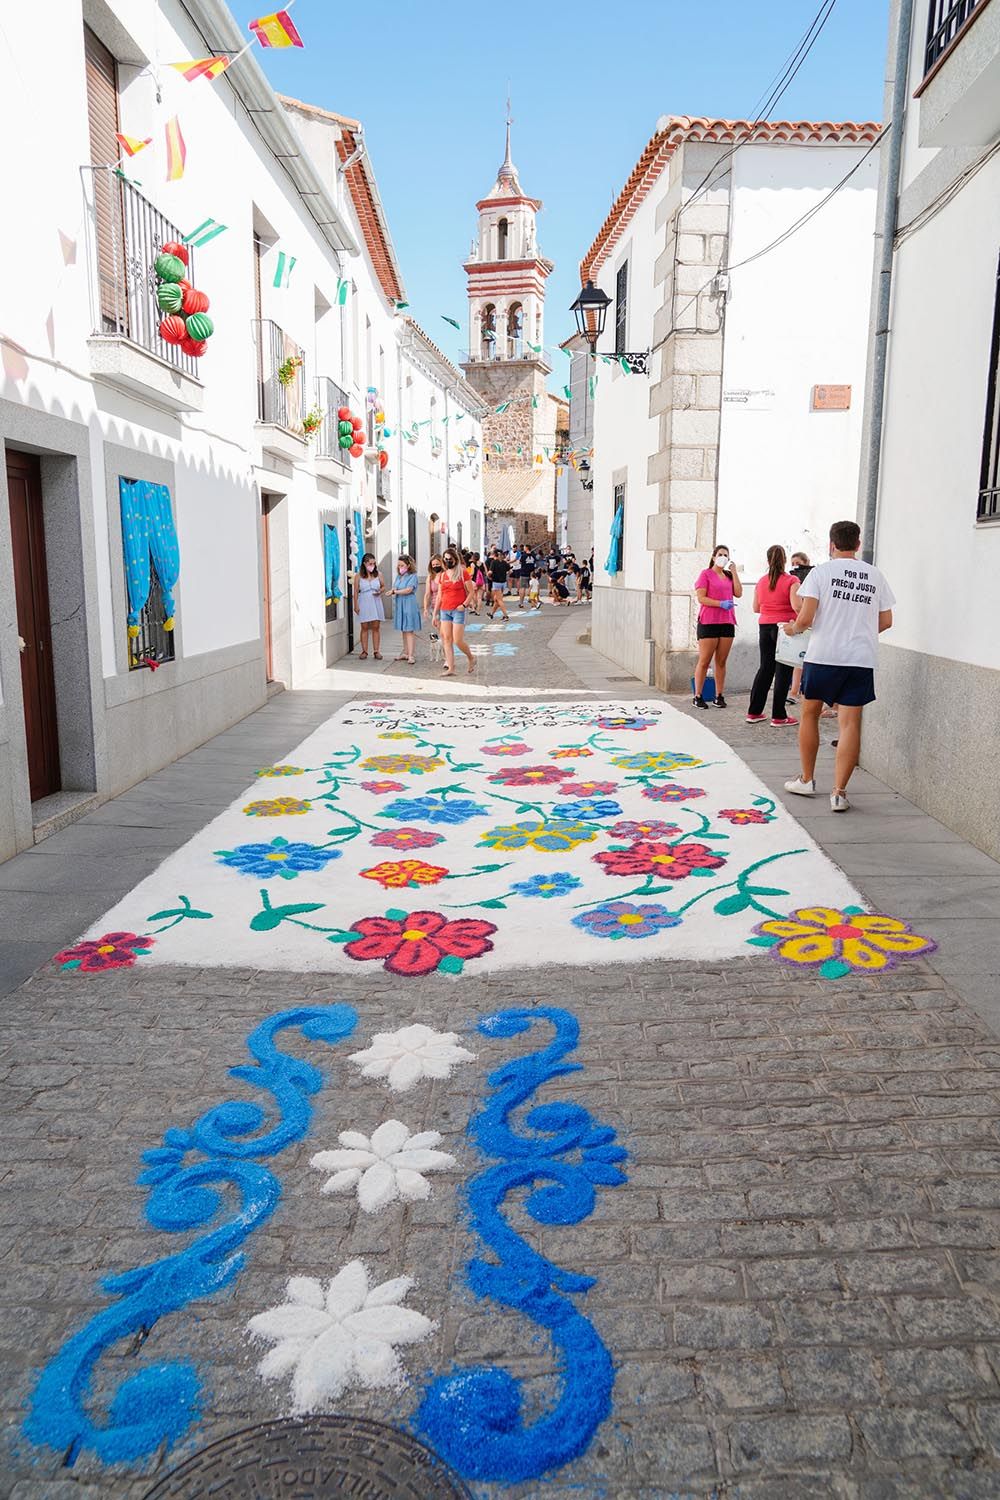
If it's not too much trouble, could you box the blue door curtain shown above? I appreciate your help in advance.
[119,479,181,636]
[324,522,342,605]
[605,503,623,576]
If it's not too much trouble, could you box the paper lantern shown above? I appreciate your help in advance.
[378,450,389,470]
[185,312,214,341]
[156,283,183,313]
[181,335,208,357]
[375,410,385,425]
[181,286,209,315]
[161,240,189,266]
[349,443,363,458]
[177,279,192,294]
[339,434,353,450]
[338,420,353,436]
[159,315,187,345]
[382,426,392,438]
[154,252,186,283]
[337,406,351,422]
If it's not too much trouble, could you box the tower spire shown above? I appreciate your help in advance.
[503,91,513,174]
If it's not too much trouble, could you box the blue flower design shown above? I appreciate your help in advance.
[382,795,489,826]
[573,901,682,941]
[215,836,341,880]
[509,872,583,900]
[558,798,624,822]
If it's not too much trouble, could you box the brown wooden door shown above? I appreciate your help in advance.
[261,494,274,681]
[7,452,61,800]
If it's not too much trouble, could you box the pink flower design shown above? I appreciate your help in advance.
[481,742,532,757]
[360,780,406,795]
[558,780,618,797]
[369,827,445,850]
[55,932,153,973]
[718,807,773,825]
[642,784,706,803]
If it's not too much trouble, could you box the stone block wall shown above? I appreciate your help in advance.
[461,360,548,467]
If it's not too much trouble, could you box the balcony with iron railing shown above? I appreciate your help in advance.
[924,0,982,74]
[312,375,352,480]
[254,320,308,461]
[82,165,203,411]
[918,0,999,147]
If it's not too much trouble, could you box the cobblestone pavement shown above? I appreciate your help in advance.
[3,604,1000,1498]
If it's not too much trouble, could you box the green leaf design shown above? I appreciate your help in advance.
[250,901,325,932]
[476,898,508,910]
[689,867,717,877]
[746,934,781,947]
[385,908,408,921]
[715,893,751,916]
[327,932,353,944]
[819,959,853,980]
[745,886,788,897]
[438,954,464,975]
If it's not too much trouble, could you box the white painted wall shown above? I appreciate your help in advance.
[717,143,879,652]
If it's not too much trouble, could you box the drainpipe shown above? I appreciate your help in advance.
[860,0,915,563]
[444,387,452,543]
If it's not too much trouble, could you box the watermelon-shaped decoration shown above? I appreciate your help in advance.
[159,315,187,345]
[161,240,189,266]
[156,282,183,314]
[338,420,353,436]
[181,335,208,357]
[185,312,214,341]
[337,407,351,422]
[349,444,364,458]
[154,252,186,283]
[339,434,353,450]
[181,286,209,315]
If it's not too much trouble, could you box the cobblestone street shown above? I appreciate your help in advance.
[3,606,1000,1498]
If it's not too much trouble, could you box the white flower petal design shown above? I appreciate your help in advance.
[309,1119,457,1214]
[247,1260,435,1414]
[348,1024,475,1093]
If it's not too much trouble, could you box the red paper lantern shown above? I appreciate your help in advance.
[337,406,351,422]
[159,315,187,345]
[177,279,192,295]
[162,240,189,266]
[180,335,208,357]
[378,450,389,470]
[349,443,363,458]
[181,286,209,315]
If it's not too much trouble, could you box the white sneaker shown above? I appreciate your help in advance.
[830,791,850,813]
[784,776,816,797]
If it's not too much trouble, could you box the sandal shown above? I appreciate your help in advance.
[441,667,454,676]
[358,651,368,660]
[374,653,383,660]
[406,657,416,665]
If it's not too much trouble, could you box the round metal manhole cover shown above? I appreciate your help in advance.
[143,1416,471,1499]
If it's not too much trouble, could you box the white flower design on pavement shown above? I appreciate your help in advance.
[246,1260,435,1413]
[310,1120,457,1213]
[348,1023,475,1092]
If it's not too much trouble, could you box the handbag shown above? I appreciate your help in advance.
[775,626,811,669]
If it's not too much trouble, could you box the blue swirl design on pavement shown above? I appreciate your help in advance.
[416,1005,627,1483]
[25,1004,357,1467]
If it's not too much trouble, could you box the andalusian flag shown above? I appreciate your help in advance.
[273,250,296,288]
[249,9,304,48]
[336,278,349,305]
[164,117,186,181]
[184,218,227,248]
[441,316,461,331]
[116,132,152,157]
[170,56,232,81]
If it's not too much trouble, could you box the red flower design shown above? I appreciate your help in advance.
[594,840,726,880]
[344,910,497,977]
[369,827,444,850]
[359,859,449,889]
[487,765,571,787]
[481,742,532,757]
[718,807,772,825]
[558,780,618,797]
[54,931,153,973]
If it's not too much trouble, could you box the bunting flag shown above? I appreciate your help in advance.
[249,9,304,48]
[562,347,573,358]
[184,218,227,248]
[492,443,502,454]
[527,341,542,353]
[164,117,186,181]
[116,132,152,157]
[441,316,461,331]
[619,356,632,374]
[273,250,296,289]
[170,56,232,81]
[494,402,510,414]
[336,278,349,305]
[563,385,572,400]
[391,299,409,310]
[531,395,539,409]
[588,376,596,398]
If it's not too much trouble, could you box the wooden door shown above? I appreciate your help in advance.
[7,452,61,800]
[261,494,274,681]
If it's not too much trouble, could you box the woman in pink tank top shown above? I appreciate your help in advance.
[747,544,799,725]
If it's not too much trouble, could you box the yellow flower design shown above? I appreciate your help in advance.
[255,765,305,778]
[611,751,705,773]
[754,906,936,977]
[478,820,599,853]
[243,796,311,817]
[360,754,444,775]
[378,732,417,740]
[549,747,594,760]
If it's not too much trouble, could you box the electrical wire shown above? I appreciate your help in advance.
[893,137,1000,247]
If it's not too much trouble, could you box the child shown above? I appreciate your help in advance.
[580,561,592,601]
[528,570,542,609]
[390,554,421,664]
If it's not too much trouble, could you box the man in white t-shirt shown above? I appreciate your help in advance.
[781,519,896,813]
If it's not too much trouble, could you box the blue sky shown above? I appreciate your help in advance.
[231,0,889,375]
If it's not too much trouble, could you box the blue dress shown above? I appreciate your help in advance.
[393,574,422,632]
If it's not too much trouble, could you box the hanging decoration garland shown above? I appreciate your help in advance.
[153,241,214,360]
[337,407,366,461]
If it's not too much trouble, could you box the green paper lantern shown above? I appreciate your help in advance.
[156,282,183,313]
[339,434,353,449]
[185,312,214,341]
[338,419,353,436]
[154,252,186,283]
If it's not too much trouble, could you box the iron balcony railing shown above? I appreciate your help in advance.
[83,165,198,376]
[925,0,981,74]
[255,320,306,431]
[313,376,351,460]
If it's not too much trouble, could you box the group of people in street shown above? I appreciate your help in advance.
[693,520,895,813]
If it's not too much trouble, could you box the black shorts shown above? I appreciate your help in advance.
[697,623,735,640]
[801,663,876,707]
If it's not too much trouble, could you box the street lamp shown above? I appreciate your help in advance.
[570,280,611,351]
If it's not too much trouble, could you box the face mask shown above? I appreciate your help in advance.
[397,565,407,574]
[714,554,729,565]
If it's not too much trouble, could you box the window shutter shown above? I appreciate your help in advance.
[84,27,123,330]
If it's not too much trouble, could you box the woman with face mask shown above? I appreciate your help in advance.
[353,552,385,661]
[390,554,421,665]
[693,544,742,708]
[433,549,476,676]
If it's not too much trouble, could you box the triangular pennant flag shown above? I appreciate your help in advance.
[495,402,510,414]
[273,250,296,289]
[493,443,503,454]
[336,278,349,305]
[527,341,542,353]
[588,376,596,398]
[531,395,539,409]
[164,116,186,181]
[619,356,631,374]
[183,219,228,248]
[441,316,461,331]
[116,132,152,157]
[391,299,409,310]
[170,56,232,81]
[563,347,573,358]
[563,385,572,400]
[249,9,304,48]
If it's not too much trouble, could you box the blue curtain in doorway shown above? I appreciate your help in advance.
[352,508,363,569]
[324,522,342,604]
[604,503,623,577]
[119,478,181,630]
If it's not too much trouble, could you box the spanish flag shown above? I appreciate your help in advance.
[115,132,152,157]
[169,56,232,82]
[249,10,303,48]
[164,116,186,181]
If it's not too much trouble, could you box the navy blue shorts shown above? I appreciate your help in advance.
[801,663,876,707]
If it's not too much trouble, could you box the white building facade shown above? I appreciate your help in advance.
[857,0,1000,858]
[580,117,880,689]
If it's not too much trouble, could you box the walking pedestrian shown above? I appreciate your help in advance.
[579,559,593,601]
[746,545,799,726]
[516,546,534,608]
[472,553,487,614]
[487,550,511,621]
[693,545,741,708]
[433,548,476,676]
[353,552,385,660]
[788,551,813,704]
[390,554,421,665]
[528,569,542,609]
[783,519,896,812]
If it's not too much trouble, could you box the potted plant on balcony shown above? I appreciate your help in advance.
[277,354,303,387]
[301,407,323,440]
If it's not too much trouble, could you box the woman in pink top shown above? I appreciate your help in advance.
[746,544,799,725]
[693,544,742,708]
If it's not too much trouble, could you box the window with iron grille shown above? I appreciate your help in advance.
[924,0,980,76]
[611,482,625,572]
[978,252,1000,523]
[615,262,628,354]
[128,559,175,671]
